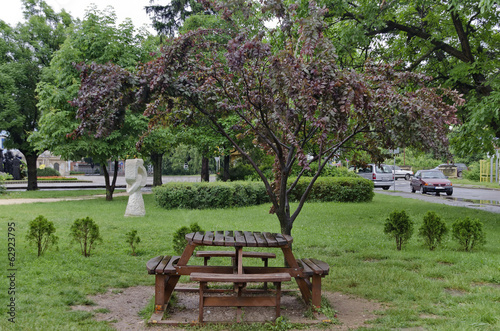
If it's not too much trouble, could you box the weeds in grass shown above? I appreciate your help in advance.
[125,229,140,255]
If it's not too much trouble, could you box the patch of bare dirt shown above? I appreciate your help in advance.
[72,285,385,330]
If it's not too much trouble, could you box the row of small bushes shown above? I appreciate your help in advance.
[154,177,374,209]
[384,210,486,251]
[26,215,141,257]
[37,167,61,177]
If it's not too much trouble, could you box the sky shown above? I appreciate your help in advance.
[2,0,156,33]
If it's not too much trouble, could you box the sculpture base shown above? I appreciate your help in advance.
[125,192,146,217]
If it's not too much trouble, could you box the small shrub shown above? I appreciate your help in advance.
[37,167,61,177]
[418,211,448,250]
[384,210,414,250]
[125,230,141,256]
[26,215,58,256]
[462,162,480,181]
[173,223,203,255]
[70,217,102,257]
[451,217,486,251]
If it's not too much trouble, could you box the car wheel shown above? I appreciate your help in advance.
[383,186,390,190]
[457,171,462,178]
[405,174,410,180]
[446,189,453,196]
[421,186,426,194]
[411,185,415,193]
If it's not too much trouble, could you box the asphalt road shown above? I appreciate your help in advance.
[377,178,500,214]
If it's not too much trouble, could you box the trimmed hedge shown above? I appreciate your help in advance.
[154,176,373,209]
[288,176,374,203]
[153,181,268,209]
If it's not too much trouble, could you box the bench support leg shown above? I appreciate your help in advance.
[154,274,167,313]
[311,274,322,308]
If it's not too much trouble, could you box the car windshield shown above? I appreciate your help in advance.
[421,171,446,179]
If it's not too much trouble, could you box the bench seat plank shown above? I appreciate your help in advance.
[190,272,291,283]
[155,255,172,274]
[146,255,165,274]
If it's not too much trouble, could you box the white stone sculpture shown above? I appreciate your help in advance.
[124,159,148,217]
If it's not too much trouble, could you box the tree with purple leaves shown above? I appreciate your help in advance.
[71,0,463,235]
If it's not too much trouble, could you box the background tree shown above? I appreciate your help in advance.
[320,0,499,156]
[32,6,157,200]
[145,0,206,37]
[72,0,462,236]
[0,0,72,190]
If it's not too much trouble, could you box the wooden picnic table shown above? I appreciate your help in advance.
[148,230,329,323]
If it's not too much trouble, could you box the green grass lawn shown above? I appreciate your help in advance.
[452,178,500,190]
[0,193,499,330]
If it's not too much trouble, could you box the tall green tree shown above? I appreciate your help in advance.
[0,0,72,190]
[319,0,499,155]
[145,0,206,36]
[32,6,157,200]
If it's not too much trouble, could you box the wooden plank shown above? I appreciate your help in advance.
[184,232,195,242]
[164,256,181,274]
[262,232,278,247]
[274,233,288,246]
[203,231,214,245]
[297,258,314,276]
[190,272,291,282]
[203,296,276,307]
[253,232,267,247]
[243,231,257,247]
[234,231,246,247]
[146,256,164,274]
[282,234,294,244]
[224,230,235,246]
[302,258,324,275]
[195,251,276,259]
[155,255,172,274]
[213,231,225,246]
[192,231,205,244]
[310,258,330,275]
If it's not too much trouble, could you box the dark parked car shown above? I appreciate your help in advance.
[434,163,468,177]
[411,170,453,196]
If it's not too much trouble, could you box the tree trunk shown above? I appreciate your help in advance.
[102,161,118,201]
[25,154,38,191]
[201,156,209,182]
[222,155,230,181]
[151,152,163,186]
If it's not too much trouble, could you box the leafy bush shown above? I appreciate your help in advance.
[154,177,373,209]
[288,177,374,203]
[0,172,14,180]
[462,162,480,181]
[37,167,61,177]
[125,230,141,256]
[154,181,268,209]
[26,215,59,256]
[451,217,486,251]
[70,217,102,257]
[384,210,414,250]
[418,211,448,250]
[173,223,203,255]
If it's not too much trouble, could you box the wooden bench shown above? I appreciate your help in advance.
[296,258,330,307]
[190,272,291,323]
[146,255,181,313]
[196,250,276,267]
